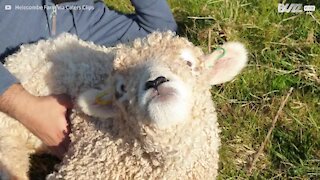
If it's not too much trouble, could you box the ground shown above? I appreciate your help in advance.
[30,0,319,179]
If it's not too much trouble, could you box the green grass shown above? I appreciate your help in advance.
[167,0,320,178]
[31,0,320,179]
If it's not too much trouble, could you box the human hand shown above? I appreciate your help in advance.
[23,94,73,159]
[0,84,73,159]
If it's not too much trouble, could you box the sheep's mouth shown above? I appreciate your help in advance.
[143,84,191,129]
[147,86,178,103]
[139,78,192,129]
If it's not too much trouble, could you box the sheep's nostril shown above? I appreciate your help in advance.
[145,80,156,90]
[154,76,169,86]
[145,76,169,90]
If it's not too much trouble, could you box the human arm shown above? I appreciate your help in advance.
[0,83,72,158]
[73,0,178,45]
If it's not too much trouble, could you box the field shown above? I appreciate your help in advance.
[31,0,320,179]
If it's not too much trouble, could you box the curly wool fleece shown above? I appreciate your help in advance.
[1,32,248,180]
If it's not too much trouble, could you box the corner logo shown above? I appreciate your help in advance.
[4,5,12,10]
[278,3,315,13]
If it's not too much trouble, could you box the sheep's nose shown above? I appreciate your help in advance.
[145,76,169,90]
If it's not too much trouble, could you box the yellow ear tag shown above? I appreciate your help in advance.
[95,90,113,105]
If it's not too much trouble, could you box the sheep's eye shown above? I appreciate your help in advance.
[115,75,127,99]
[116,83,126,99]
[180,49,196,69]
[116,83,126,94]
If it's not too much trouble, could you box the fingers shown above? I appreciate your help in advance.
[50,144,67,160]
[60,116,71,149]
[54,94,74,108]
[65,108,72,125]
[61,132,71,152]
[50,115,71,160]
[65,109,72,140]
[50,128,71,160]
[51,146,65,160]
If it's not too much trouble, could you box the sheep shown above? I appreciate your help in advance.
[0,32,248,180]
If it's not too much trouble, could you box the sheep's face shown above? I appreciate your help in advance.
[78,41,248,129]
[126,59,195,129]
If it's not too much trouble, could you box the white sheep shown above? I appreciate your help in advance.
[0,32,248,179]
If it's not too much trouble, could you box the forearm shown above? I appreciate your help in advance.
[0,60,28,119]
[0,83,35,123]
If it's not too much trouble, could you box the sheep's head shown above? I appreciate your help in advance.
[77,33,248,130]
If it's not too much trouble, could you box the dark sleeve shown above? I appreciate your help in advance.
[0,0,49,95]
[0,64,19,94]
[74,0,177,46]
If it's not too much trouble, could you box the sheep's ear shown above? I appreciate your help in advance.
[77,88,117,119]
[202,42,248,85]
